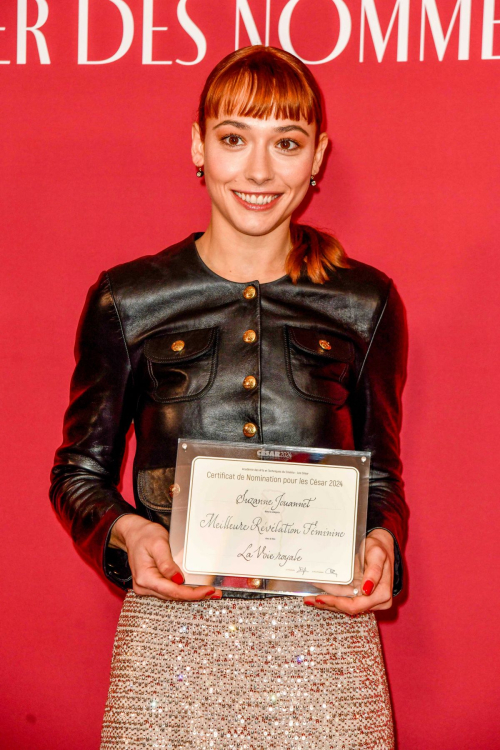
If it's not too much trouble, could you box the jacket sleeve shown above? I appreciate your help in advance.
[49,271,138,589]
[351,279,409,596]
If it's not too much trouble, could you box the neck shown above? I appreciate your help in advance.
[195,212,291,284]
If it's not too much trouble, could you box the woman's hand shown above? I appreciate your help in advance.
[109,514,222,601]
[303,529,395,615]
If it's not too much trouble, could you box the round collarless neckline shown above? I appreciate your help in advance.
[190,232,290,287]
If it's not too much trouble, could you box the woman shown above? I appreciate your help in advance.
[50,46,408,749]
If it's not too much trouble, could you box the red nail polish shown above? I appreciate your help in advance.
[362,580,374,595]
[304,600,314,606]
[172,572,184,585]
[316,597,327,605]
[210,593,222,599]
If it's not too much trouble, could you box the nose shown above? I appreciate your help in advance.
[245,142,274,185]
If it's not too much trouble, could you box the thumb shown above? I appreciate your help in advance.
[361,542,386,596]
[151,537,185,585]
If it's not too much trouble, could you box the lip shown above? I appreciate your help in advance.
[231,190,283,211]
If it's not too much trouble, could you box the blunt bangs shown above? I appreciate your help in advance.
[198,47,323,139]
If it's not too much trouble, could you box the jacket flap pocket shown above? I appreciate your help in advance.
[287,326,354,363]
[137,467,175,511]
[144,326,217,363]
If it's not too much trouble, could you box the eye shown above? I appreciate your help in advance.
[221,134,245,147]
[277,138,300,151]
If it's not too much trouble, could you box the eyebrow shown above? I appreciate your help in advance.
[213,119,310,137]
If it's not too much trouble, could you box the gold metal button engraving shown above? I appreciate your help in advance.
[243,375,257,390]
[247,578,262,589]
[319,339,331,351]
[243,285,257,300]
[243,422,257,437]
[171,340,185,352]
[243,329,257,343]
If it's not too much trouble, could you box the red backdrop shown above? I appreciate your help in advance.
[1,1,499,748]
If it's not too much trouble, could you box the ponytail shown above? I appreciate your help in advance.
[286,223,349,284]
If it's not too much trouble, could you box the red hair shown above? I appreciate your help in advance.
[197,46,348,284]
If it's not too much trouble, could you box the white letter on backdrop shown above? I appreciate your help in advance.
[360,0,409,62]
[279,0,351,63]
[78,0,134,64]
[17,0,50,64]
[143,0,171,63]
[176,0,206,65]
[420,0,472,61]
[235,0,271,48]
[482,0,500,58]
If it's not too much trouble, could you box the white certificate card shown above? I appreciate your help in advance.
[183,456,360,585]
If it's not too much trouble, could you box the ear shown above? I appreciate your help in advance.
[311,132,328,177]
[191,121,205,168]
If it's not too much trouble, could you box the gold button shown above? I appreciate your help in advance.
[169,483,180,496]
[243,375,257,390]
[243,329,257,343]
[243,285,257,300]
[319,339,331,351]
[243,422,257,437]
[247,578,262,588]
[171,340,185,352]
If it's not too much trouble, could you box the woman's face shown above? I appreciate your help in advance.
[191,114,328,238]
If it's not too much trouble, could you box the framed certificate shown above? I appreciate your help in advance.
[169,439,371,597]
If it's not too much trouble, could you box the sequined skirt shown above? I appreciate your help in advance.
[100,591,394,749]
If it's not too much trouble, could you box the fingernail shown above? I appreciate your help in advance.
[304,600,314,606]
[362,580,374,595]
[204,589,215,598]
[172,572,184,585]
[316,597,327,605]
[210,593,222,600]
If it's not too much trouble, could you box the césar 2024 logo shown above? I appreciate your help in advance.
[257,449,293,460]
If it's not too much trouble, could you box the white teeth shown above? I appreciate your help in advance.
[234,192,279,206]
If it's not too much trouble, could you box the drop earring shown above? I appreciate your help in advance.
[196,167,204,177]
[310,175,317,186]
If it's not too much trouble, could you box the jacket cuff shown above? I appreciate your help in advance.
[366,525,404,597]
[102,512,134,590]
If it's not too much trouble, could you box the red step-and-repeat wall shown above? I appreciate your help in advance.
[1,1,499,747]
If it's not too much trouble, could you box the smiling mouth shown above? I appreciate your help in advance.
[232,191,282,210]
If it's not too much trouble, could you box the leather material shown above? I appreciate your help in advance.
[49,232,409,596]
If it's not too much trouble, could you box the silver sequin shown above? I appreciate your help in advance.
[101,591,394,749]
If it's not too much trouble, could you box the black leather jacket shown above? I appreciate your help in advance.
[49,232,408,596]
